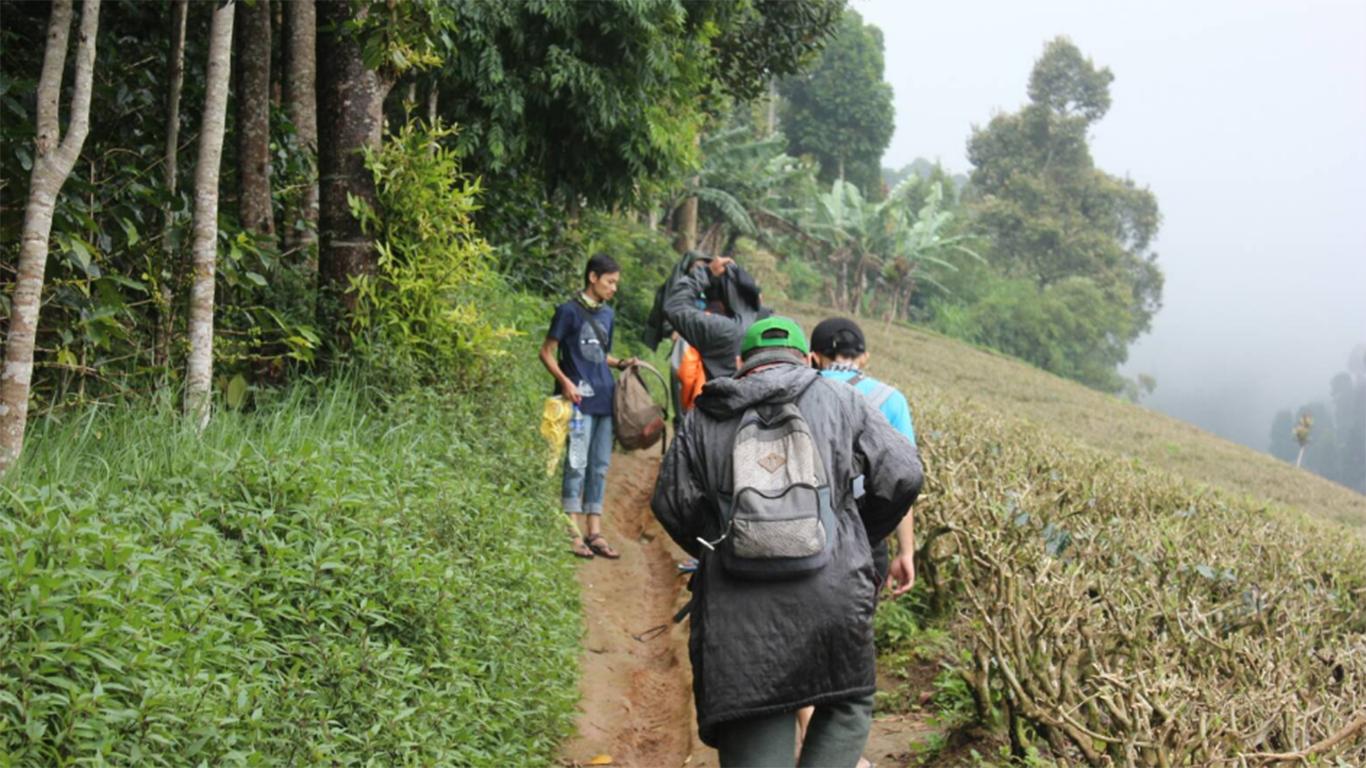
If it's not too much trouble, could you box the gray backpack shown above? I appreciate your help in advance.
[712,397,836,580]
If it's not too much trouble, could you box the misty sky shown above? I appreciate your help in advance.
[857,0,1366,451]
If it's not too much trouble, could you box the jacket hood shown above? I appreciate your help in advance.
[695,355,819,418]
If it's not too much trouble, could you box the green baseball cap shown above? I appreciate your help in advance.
[740,316,809,357]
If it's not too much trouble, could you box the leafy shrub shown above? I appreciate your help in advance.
[0,339,581,765]
[927,273,1133,392]
[349,120,514,387]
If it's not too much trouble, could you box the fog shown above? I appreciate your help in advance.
[858,0,1366,452]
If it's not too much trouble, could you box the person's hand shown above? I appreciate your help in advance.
[707,256,735,277]
[618,357,640,370]
[562,380,582,405]
[886,550,915,597]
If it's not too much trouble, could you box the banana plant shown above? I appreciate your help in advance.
[789,175,978,318]
[670,123,814,254]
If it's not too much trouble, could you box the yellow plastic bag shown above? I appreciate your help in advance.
[540,396,573,476]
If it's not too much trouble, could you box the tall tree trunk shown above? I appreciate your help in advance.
[154,0,188,369]
[315,0,393,338]
[283,0,317,253]
[426,83,438,125]
[236,0,273,238]
[0,0,101,477]
[673,196,698,254]
[270,0,282,107]
[185,0,235,430]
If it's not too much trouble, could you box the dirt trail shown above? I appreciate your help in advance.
[558,450,935,768]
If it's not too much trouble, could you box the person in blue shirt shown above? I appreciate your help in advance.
[538,254,637,559]
[809,317,917,591]
[799,317,920,765]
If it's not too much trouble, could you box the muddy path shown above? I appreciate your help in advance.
[557,450,937,768]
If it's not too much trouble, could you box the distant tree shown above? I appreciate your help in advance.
[964,37,1162,392]
[185,0,235,430]
[1328,372,1365,491]
[0,0,101,476]
[778,9,894,196]
[1121,373,1157,404]
[1269,409,1297,462]
[1293,412,1313,468]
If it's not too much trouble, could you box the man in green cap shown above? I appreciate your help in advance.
[652,316,924,767]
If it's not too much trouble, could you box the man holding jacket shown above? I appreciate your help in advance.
[648,250,768,381]
[651,317,924,767]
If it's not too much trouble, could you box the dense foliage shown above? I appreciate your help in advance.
[348,121,512,387]
[425,0,847,209]
[1,2,318,406]
[0,345,581,765]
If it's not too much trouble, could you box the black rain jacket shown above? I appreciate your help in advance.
[645,255,765,379]
[650,353,923,745]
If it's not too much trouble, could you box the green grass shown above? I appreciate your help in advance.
[1,356,581,765]
[785,303,1366,532]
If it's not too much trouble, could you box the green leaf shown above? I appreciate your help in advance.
[225,374,249,410]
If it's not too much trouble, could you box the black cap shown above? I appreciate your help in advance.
[810,317,866,357]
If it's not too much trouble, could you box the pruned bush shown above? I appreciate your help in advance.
[908,385,1366,765]
[0,352,580,765]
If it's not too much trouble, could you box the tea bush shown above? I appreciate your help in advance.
[0,345,580,765]
[905,382,1366,764]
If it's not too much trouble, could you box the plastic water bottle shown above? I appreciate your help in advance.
[569,404,588,470]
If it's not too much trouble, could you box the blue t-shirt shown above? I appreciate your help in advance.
[548,298,615,416]
[820,369,916,446]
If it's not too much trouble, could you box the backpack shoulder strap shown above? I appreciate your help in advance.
[864,381,896,410]
[838,367,895,410]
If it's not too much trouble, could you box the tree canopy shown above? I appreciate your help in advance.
[431,0,847,207]
[778,9,894,196]
[963,37,1163,390]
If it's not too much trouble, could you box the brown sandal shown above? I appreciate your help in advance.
[584,533,620,559]
[570,536,595,559]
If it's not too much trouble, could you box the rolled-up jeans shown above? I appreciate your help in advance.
[562,412,613,515]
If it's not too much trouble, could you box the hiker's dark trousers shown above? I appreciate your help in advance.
[714,693,874,768]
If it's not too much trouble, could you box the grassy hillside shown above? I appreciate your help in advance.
[786,303,1366,532]
[775,306,1366,763]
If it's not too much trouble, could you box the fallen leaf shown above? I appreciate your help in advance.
[588,754,613,765]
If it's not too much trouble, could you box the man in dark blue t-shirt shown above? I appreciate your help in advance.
[538,254,636,559]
